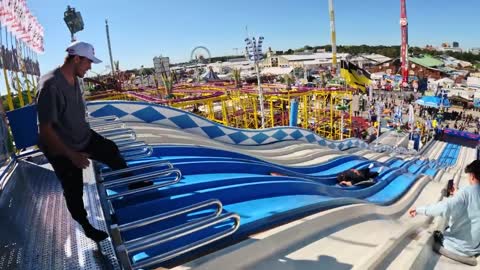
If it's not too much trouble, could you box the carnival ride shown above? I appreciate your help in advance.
[82,104,480,269]
[190,46,211,64]
[4,101,476,270]
[85,84,354,140]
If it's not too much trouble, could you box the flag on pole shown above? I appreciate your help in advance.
[340,60,372,92]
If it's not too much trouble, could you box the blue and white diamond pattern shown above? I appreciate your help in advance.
[289,130,304,140]
[272,130,288,141]
[131,106,166,123]
[200,126,226,139]
[87,101,370,150]
[228,132,250,144]
[169,115,199,129]
[89,104,128,119]
[305,134,317,143]
[251,132,269,144]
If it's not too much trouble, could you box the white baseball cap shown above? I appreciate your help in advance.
[66,41,102,64]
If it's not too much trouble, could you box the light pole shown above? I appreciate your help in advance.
[375,101,384,144]
[245,36,266,128]
[105,19,115,76]
[63,6,84,42]
[328,0,339,76]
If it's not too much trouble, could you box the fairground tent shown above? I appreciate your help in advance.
[415,96,451,108]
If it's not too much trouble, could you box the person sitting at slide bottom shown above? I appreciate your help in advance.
[409,160,480,264]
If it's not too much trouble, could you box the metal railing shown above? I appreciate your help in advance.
[118,142,149,152]
[112,137,137,146]
[100,160,174,180]
[116,140,147,149]
[88,116,153,159]
[121,146,153,160]
[88,115,242,269]
[118,199,222,233]
[110,199,240,270]
[87,115,119,123]
[89,117,121,125]
[104,168,182,200]
[104,167,180,188]
[98,128,135,137]
[91,122,126,131]
[132,213,240,269]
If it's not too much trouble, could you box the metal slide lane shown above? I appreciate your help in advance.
[101,150,434,268]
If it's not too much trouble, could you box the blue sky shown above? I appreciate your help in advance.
[26,0,479,75]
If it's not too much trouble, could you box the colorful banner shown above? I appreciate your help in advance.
[0,0,44,53]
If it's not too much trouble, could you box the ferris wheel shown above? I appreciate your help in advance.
[190,46,211,63]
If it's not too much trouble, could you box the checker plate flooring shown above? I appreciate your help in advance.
[0,160,120,270]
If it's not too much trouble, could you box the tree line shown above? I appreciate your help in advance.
[276,44,480,64]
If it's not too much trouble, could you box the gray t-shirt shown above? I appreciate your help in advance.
[36,68,91,154]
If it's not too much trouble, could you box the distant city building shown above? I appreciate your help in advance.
[369,55,447,79]
[424,45,436,51]
[349,54,392,68]
[437,42,463,53]
[261,47,350,69]
[470,48,480,55]
[438,47,463,53]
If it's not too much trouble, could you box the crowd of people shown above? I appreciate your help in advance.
[349,88,480,147]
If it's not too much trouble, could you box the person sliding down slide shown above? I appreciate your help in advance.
[337,163,383,187]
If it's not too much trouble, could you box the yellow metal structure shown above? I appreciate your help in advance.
[25,76,32,104]
[87,85,354,140]
[14,73,25,107]
[2,67,14,110]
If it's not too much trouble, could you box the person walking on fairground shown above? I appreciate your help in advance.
[36,41,133,242]
[409,160,480,259]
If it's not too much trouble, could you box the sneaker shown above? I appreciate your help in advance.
[368,163,374,169]
[82,223,109,242]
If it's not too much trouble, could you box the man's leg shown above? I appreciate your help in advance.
[48,155,109,241]
[85,130,128,170]
[85,130,152,189]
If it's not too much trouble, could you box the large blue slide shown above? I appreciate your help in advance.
[97,142,462,267]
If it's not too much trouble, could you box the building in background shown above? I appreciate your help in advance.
[470,48,480,55]
[438,42,463,53]
[369,55,447,79]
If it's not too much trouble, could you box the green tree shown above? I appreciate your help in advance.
[282,74,294,90]
[232,68,241,88]
[304,45,313,51]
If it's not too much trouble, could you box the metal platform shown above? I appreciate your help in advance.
[0,160,120,270]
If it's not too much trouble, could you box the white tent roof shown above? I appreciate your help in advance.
[303,59,331,66]
[371,72,386,80]
[436,77,454,84]
[281,53,350,62]
[261,67,293,75]
[467,77,480,88]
